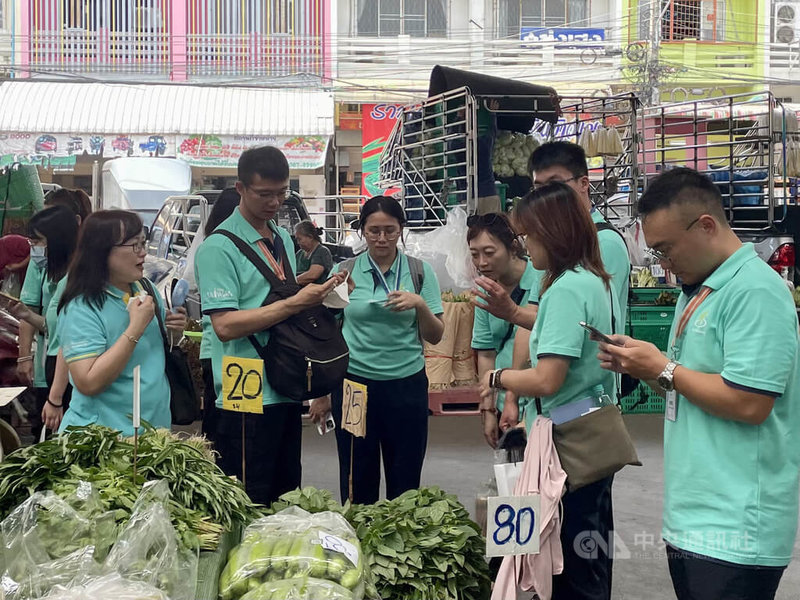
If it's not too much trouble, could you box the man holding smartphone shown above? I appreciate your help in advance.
[598,168,800,600]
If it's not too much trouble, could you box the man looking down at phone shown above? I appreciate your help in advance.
[479,182,618,600]
[597,168,800,600]
[195,146,346,505]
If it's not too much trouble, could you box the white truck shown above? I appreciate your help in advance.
[98,157,192,228]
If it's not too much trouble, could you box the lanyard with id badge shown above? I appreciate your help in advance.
[367,254,403,303]
[666,286,712,422]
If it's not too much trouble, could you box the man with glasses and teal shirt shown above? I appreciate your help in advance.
[598,168,800,600]
[195,146,346,505]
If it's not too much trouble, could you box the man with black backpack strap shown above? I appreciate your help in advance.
[195,146,346,505]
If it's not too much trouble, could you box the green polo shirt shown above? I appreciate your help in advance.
[20,260,57,387]
[662,244,800,567]
[472,260,543,412]
[592,211,630,326]
[195,209,297,407]
[58,280,171,436]
[45,277,67,356]
[333,252,443,381]
[525,266,618,431]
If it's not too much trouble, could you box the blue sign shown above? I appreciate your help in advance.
[520,27,606,45]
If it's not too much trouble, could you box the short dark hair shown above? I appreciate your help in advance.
[528,141,588,180]
[59,210,143,311]
[238,146,290,186]
[358,195,406,231]
[44,188,90,223]
[204,187,241,237]
[28,205,79,283]
[295,220,324,243]
[466,212,524,258]
[638,168,727,221]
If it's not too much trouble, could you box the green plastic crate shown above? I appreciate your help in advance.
[623,383,665,414]
[629,286,680,305]
[629,305,676,352]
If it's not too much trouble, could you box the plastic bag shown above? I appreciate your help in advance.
[1,488,115,599]
[31,573,169,600]
[405,206,476,292]
[103,480,198,600]
[219,507,378,600]
[0,271,21,299]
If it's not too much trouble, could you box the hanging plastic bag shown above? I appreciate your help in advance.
[219,507,379,600]
[0,271,21,299]
[31,573,169,600]
[103,480,198,600]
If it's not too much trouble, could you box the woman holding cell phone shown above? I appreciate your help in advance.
[478,182,619,600]
[57,211,186,436]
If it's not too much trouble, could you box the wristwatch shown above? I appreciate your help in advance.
[657,360,680,391]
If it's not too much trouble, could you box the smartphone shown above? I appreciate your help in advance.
[579,321,624,346]
[317,413,336,435]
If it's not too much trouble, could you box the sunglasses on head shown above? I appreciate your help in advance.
[467,213,523,242]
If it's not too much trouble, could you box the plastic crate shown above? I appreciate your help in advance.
[629,305,676,352]
[622,383,665,414]
[629,286,680,305]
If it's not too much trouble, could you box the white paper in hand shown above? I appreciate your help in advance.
[323,280,350,309]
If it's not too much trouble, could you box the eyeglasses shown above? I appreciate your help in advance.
[246,186,291,201]
[531,175,579,191]
[364,229,401,241]
[117,240,147,253]
[645,216,701,263]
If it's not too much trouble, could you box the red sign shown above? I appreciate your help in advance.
[361,104,403,198]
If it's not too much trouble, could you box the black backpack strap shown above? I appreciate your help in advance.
[595,220,628,248]
[139,278,169,348]
[406,255,425,295]
[211,229,284,290]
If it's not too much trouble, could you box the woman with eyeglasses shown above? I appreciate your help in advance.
[10,206,79,436]
[294,220,333,285]
[468,212,543,448]
[479,183,619,600]
[328,195,444,504]
[56,211,186,436]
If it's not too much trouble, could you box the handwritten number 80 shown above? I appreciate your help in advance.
[493,504,535,546]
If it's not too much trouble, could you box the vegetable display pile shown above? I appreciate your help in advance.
[0,425,261,551]
[492,131,541,178]
[793,286,800,307]
[220,507,376,600]
[266,487,492,600]
[632,268,658,288]
[441,290,473,303]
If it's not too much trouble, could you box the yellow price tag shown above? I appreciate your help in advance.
[221,356,264,414]
[342,379,368,438]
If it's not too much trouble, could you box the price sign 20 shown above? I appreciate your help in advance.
[486,495,541,557]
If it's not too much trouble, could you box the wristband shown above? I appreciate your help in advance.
[16,355,33,363]
[123,333,139,344]
[46,398,63,408]
[493,368,507,390]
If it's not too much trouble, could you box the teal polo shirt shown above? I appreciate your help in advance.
[472,259,543,412]
[525,266,618,431]
[662,244,800,567]
[195,209,297,407]
[592,211,630,326]
[45,277,67,356]
[192,259,217,362]
[58,280,171,436]
[20,260,57,387]
[333,252,443,381]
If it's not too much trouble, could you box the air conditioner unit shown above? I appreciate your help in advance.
[774,1,800,44]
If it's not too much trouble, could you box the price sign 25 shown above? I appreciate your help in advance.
[342,379,368,438]
[486,495,541,557]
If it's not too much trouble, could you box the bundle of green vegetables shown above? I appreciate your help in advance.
[219,507,376,600]
[793,285,800,307]
[492,131,540,178]
[0,425,261,551]
[266,487,492,600]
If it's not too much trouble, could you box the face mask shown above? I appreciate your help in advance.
[30,245,47,269]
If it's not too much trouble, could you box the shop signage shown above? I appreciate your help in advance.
[361,103,403,198]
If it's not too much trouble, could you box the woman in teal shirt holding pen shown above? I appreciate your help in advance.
[479,182,618,600]
[329,195,445,504]
[468,212,542,448]
[57,211,186,436]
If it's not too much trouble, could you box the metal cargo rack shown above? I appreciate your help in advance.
[639,92,800,232]
[533,93,640,224]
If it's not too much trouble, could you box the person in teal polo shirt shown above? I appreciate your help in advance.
[57,210,186,437]
[195,146,344,505]
[194,187,240,443]
[467,212,542,447]
[599,168,800,600]
[480,183,618,600]
[327,195,444,504]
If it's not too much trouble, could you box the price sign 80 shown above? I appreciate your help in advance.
[486,495,541,557]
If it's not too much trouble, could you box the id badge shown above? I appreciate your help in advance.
[665,390,677,422]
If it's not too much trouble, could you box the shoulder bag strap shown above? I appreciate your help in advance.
[139,278,169,349]
[211,229,285,290]
[406,255,425,295]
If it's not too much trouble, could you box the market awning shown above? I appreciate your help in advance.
[0,82,334,136]
[0,82,334,170]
